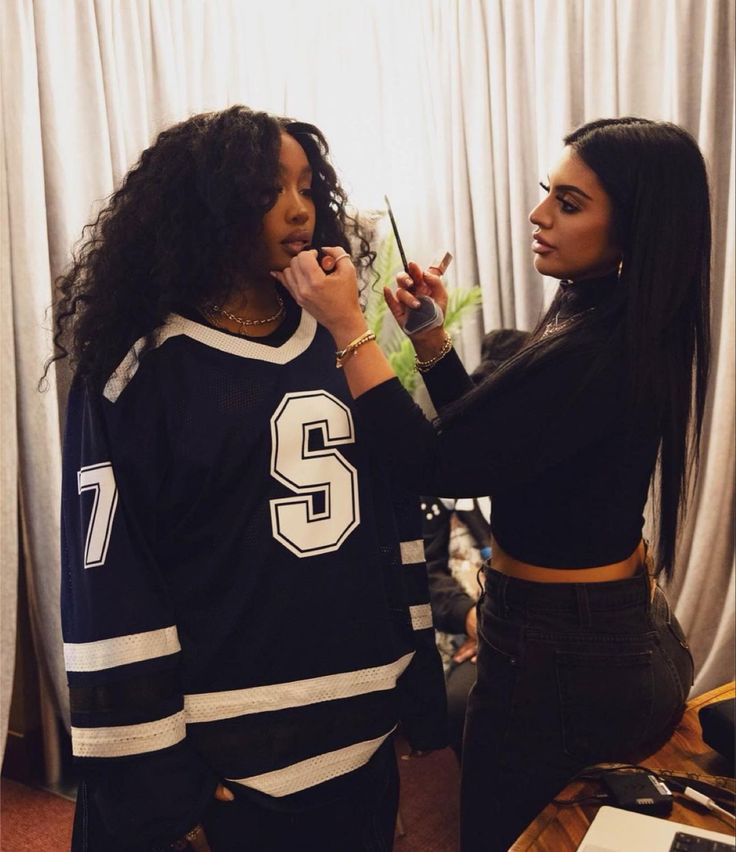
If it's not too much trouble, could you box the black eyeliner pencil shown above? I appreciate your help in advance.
[384,195,410,274]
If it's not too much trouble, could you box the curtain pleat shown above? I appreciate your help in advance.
[0,14,19,757]
[1,0,68,752]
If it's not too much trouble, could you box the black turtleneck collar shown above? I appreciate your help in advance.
[556,270,619,320]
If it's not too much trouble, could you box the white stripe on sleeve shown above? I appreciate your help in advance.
[71,711,186,758]
[64,625,181,672]
[409,603,433,631]
[400,539,424,565]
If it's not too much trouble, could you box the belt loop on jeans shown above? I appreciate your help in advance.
[499,572,510,616]
[575,584,592,628]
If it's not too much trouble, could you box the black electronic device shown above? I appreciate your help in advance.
[669,831,735,851]
[699,698,735,769]
[601,771,674,816]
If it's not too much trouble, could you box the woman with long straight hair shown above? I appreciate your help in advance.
[274,117,711,851]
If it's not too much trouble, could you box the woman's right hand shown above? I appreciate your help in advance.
[271,247,368,348]
[384,261,450,357]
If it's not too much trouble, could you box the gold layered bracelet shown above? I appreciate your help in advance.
[335,330,376,368]
[415,333,453,373]
[168,823,204,850]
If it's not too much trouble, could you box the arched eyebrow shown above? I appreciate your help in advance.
[278,164,313,180]
[553,183,593,201]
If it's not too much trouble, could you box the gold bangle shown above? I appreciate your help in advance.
[415,333,453,373]
[335,330,376,368]
[168,824,204,850]
[185,825,204,843]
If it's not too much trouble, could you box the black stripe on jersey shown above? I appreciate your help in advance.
[66,653,179,688]
[403,562,436,606]
[70,670,180,724]
[186,691,398,778]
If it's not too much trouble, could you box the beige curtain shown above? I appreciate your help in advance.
[1,0,733,761]
[1,0,67,756]
[0,47,19,755]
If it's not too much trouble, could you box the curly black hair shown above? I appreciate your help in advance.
[45,105,375,390]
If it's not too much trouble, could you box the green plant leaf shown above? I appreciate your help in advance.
[387,339,419,395]
[366,219,483,395]
[444,287,483,331]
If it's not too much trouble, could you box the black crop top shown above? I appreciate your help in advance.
[354,274,660,569]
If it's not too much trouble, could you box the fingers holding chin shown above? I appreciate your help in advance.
[295,250,317,271]
[280,266,298,298]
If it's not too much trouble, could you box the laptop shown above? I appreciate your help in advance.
[577,806,735,851]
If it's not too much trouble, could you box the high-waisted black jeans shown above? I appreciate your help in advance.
[460,567,694,852]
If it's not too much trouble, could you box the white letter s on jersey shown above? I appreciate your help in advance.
[269,391,360,557]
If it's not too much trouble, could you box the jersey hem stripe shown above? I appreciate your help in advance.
[227,726,397,797]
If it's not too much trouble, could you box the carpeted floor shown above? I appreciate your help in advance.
[0,778,75,851]
[1,742,460,851]
[395,743,461,852]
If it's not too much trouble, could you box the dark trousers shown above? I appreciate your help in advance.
[446,659,477,761]
[460,568,694,852]
[201,741,399,852]
[72,738,399,852]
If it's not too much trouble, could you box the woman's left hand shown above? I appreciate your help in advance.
[384,261,449,335]
[271,248,367,344]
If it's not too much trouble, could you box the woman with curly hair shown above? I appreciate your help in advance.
[274,117,710,851]
[54,105,446,852]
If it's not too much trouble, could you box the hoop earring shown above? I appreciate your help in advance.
[617,257,624,279]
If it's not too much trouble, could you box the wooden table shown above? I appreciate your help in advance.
[510,681,736,851]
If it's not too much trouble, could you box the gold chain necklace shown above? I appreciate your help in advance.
[205,294,285,333]
[541,307,595,339]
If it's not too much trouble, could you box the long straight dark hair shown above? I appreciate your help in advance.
[444,118,711,578]
[567,118,710,579]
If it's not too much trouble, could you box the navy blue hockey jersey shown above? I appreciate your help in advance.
[61,301,446,847]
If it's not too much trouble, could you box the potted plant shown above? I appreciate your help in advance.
[364,224,482,395]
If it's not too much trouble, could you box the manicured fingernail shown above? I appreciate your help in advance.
[413,300,421,308]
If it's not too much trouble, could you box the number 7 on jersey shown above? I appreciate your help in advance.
[78,462,119,568]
